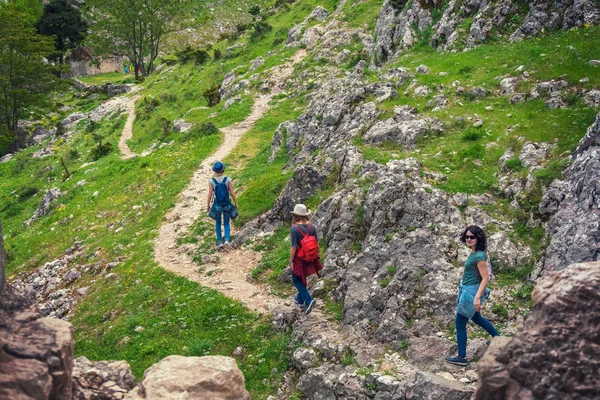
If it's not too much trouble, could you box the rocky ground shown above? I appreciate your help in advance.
[3,0,600,399]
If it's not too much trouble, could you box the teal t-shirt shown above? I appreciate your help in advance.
[462,251,487,285]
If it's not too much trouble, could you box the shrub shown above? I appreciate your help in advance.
[504,158,523,171]
[248,5,260,17]
[250,21,272,41]
[176,46,210,65]
[18,186,38,201]
[213,49,222,60]
[160,117,172,136]
[203,85,220,107]
[460,127,482,142]
[55,122,67,136]
[197,122,219,136]
[91,141,112,160]
[91,132,113,160]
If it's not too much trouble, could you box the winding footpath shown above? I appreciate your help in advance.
[152,50,386,366]
[154,50,306,313]
[118,95,140,159]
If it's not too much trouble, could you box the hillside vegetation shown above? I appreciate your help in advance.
[1,0,599,398]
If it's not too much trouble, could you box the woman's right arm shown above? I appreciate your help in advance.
[206,185,213,213]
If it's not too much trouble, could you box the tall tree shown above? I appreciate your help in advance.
[35,0,88,64]
[0,4,59,155]
[87,0,188,80]
[0,219,4,294]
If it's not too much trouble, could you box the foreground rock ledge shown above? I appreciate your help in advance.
[124,355,250,400]
[476,261,600,399]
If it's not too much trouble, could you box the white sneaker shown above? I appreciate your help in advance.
[224,241,232,250]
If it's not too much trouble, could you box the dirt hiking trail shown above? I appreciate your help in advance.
[152,48,387,364]
[155,50,307,313]
[119,95,140,159]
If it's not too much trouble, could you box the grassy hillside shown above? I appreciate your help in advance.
[1,0,599,398]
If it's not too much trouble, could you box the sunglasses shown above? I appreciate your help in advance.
[465,235,476,240]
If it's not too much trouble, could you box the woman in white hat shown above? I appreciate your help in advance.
[289,204,323,316]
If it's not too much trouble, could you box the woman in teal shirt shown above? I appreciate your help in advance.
[445,225,500,366]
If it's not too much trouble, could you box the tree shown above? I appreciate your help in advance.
[0,4,60,156]
[0,219,4,294]
[87,0,188,81]
[35,0,88,64]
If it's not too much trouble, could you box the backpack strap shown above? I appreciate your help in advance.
[212,177,218,185]
[294,224,308,238]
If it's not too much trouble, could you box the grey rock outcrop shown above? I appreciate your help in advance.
[0,285,74,400]
[173,119,193,133]
[542,113,600,273]
[25,188,63,226]
[375,0,600,61]
[72,356,137,399]
[476,262,600,399]
[362,106,442,149]
[406,371,474,399]
[309,6,329,22]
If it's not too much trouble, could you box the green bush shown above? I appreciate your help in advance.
[202,85,220,107]
[176,46,210,65]
[504,158,523,171]
[197,122,219,136]
[250,21,272,41]
[213,49,222,60]
[248,5,260,17]
[91,140,112,160]
[461,127,483,142]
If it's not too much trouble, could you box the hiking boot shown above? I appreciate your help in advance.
[444,356,468,366]
[304,299,316,316]
[224,241,232,250]
[485,340,491,345]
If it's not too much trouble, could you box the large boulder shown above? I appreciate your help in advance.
[476,262,600,399]
[125,355,250,400]
[406,371,473,399]
[542,113,600,273]
[0,285,74,400]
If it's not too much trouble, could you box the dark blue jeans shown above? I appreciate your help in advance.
[456,312,499,358]
[292,272,313,308]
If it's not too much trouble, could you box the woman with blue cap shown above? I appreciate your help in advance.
[207,161,238,250]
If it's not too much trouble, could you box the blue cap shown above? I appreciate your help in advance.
[212,161,225,173]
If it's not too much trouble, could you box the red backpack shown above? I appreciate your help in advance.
[294,223,319,262]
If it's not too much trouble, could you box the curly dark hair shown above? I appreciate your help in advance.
[460,225,487,252]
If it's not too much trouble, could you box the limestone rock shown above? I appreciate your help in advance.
[72,356,137,400]
[293,348,317,371]
[125,355,250,400]
[173,119,192,133]
[519,142,550,168]
[223,96,241,111]
[476,262,600,399]
[248,56,264,73]
[499,77,518,95]
[0,285,74,400]
[406,371,473,399]
[25,188,63,226]
[584,89,600,108]
[309,6,329,22]
[416,64,430,74]
[543,113,600,273]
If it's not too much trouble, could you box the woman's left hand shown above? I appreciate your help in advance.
[473,296,481,312]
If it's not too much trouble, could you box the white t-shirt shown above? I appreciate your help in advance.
[208,176,232,188]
